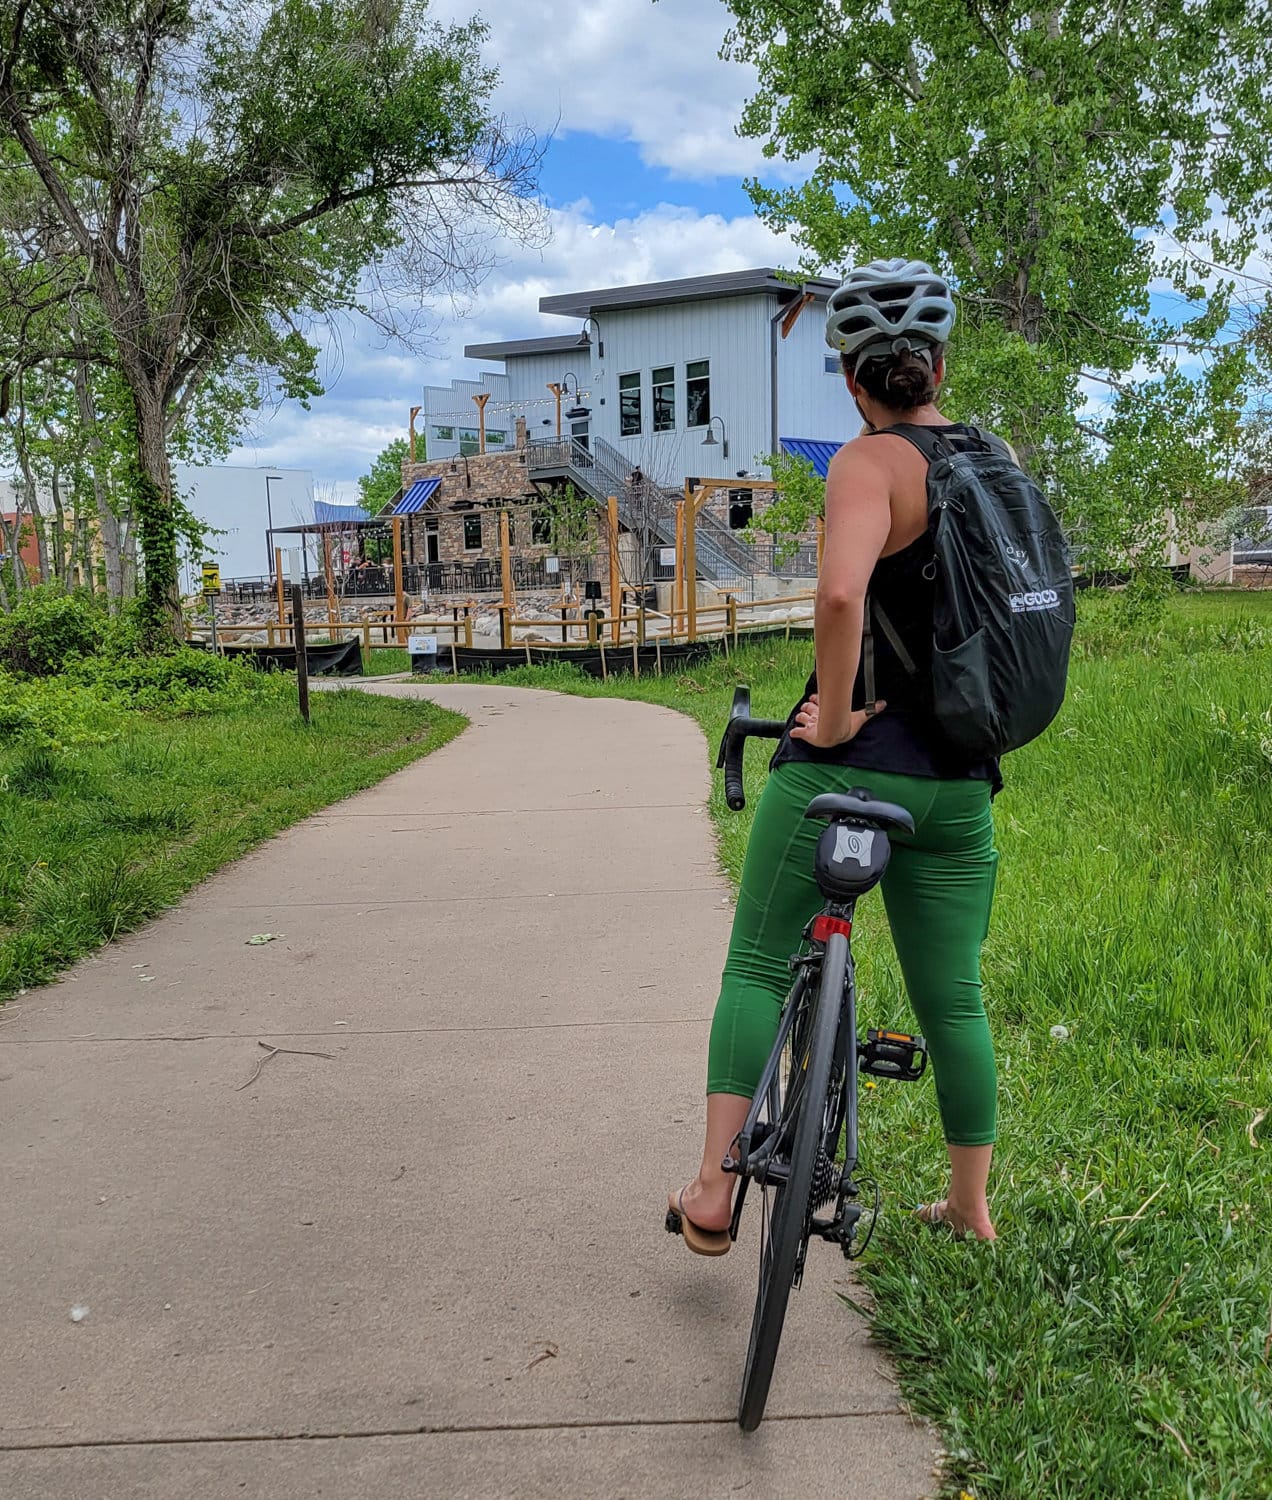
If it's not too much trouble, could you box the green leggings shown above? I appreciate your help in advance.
[708,762,999,1146]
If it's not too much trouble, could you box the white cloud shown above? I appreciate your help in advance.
[224,200,796,499]
[426,0,787,182]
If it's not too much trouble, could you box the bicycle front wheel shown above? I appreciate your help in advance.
[737,931,847,1433]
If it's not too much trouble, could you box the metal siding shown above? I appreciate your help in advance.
[503,350,593,435]
[584,296,775,486]
[776,301,860,445]
[421,374,510,459]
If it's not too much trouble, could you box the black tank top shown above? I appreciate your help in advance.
[770,431,1002,793]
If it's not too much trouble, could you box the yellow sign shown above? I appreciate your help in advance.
[201,561,221,595]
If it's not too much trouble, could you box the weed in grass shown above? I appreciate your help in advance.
[5,744,85,798]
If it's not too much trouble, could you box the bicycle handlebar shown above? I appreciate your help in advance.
[715,685,786,811]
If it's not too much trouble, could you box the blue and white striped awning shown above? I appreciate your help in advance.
[389,478,442,515]
[779,437,844,479]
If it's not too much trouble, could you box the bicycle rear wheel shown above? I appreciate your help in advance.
[737,932,847,1432]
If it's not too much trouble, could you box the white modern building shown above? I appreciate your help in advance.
[175,464,314,590]
[420,268,859,486]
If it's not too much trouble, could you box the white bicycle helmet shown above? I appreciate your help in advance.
[824,258,955,370]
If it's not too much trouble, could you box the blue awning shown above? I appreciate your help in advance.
[389,478,442,515]
[779,437,844,479]
[314,500,371,524]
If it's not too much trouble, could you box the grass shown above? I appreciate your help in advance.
[464,588,1272,1499]
[0,685,464,1000]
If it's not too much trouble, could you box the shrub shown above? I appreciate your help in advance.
[0,671,122,749]
[66,647,277,714]
[0,588,105,676]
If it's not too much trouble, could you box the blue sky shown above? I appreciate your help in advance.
[223,0,801,502]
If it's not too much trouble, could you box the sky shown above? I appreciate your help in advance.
[223,0,806,502]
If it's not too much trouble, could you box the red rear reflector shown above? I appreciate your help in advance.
[812,914,852,943]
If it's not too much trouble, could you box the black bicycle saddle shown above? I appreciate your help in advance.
[803,789,915,836]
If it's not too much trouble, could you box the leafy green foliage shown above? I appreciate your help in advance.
[357,438,411,515]
[723,0,1269,570]
[0,588,104,676]
[746,450,824,561]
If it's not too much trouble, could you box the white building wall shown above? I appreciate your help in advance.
[175,464,312,588]
[502,350,593,439]
[579,296,778,486]
[420,374,510,461]
[776,302,860,446]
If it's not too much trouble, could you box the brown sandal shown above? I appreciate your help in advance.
[665,1189,731,1256]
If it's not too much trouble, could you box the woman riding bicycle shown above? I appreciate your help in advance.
[670,258,1004,1247]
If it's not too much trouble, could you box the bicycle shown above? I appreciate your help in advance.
[666,685,931,1432]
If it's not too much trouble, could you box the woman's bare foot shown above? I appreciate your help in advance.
[669,1174,733,1233]
[915,1198,997,1241]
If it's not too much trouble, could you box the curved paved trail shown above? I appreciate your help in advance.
[0,684,937,1498]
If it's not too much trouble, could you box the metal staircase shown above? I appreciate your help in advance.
[525,435,769,583]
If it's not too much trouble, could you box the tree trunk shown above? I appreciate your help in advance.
[72,357,125,608]
[132,385,184,647]
[50,468,68,584]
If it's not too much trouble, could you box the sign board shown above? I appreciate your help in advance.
[545,556,560,575]
[201,561,221,595]
[408,635,438,657]
[659,547,676,567]
[284,547,303,583]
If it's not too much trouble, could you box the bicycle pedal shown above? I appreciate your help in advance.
[860,1029,928,1081]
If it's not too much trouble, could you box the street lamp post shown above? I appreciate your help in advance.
[264,473,282,575]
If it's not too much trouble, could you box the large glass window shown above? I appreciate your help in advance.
[686,360,710,427]
[619,372,642,437]
[432,425,454,440]
[531,507,553,545]
[463,515,482,550]
[459,428,480,455]
[652,366,675,433]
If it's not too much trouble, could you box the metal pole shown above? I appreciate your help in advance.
[607,495,621,646]
[324,534,338,637]
[209,592,219,654]
[291,581,310,724]
[816,514,825,574]
[674,500,684,639]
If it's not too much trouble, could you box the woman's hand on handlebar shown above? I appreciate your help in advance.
[789,692,886,750]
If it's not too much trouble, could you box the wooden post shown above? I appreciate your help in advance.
[323,534,338,636]
[685,481,699,642]
[816,514,825,574]
[727,593,737,649]
[499,509,513,650]
[409,404,422,464]
[274,547,286,631]
[674,499,685,638]
[607,495,621,646]
[547,382,562,438]
[392,515,406,643]
[473,392,492,454]
[290,582,310,724]
[463,612,473,649]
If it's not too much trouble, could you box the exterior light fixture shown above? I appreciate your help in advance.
[701,416,729,460]
[577,316,603,358]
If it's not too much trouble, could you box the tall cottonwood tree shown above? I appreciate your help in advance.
[723,0,1272,567]
[0,0,542,645]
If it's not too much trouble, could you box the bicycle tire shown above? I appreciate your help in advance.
[737,932,848,1433]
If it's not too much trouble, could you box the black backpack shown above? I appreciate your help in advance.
[864,423,1074,759]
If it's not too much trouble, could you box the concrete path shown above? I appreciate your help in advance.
[0,685,938,1498]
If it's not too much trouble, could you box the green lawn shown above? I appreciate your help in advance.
[470,589,1272,1500]
[0,685,463,1000]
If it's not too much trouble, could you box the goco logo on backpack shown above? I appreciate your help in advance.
[1009,589,1060,613]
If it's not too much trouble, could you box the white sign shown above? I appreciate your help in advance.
[659,547,676,567]
[408,635,438,656]
[284,547,303,583]
[545,556,560,574]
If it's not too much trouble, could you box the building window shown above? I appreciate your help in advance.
[824,355,841,374]
[486,429,507,447]
[728,489,753,531]
[463,515,482,550]
[686,360,710,427]
[619,372,642,436]
[432,425,454,440]
[531,507,553,545]
[652,366,675,432]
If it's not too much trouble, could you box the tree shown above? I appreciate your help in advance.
[723,0,1269,569]
[358,438,411,516]
[0,0,542,646]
